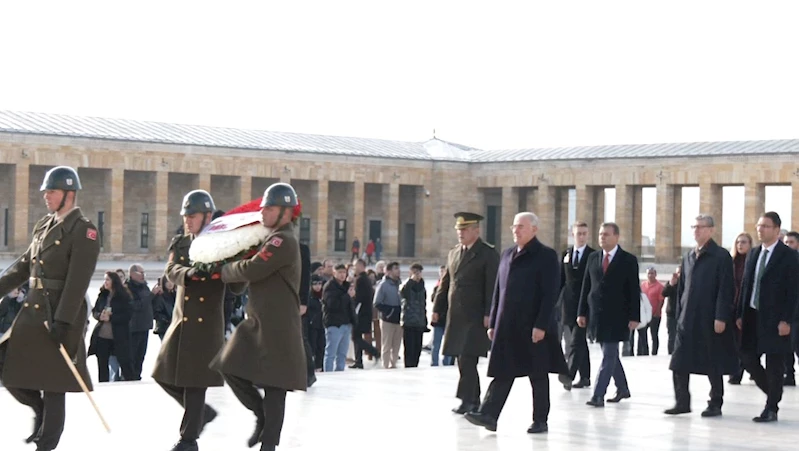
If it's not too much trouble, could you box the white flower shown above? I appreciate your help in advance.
[189,223,269,263]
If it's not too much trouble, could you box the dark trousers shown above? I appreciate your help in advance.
[95,337,134,383]
[129,331,149,380]
[649,316,662,355]
[353,330,380,365]
[456,355,481,404]
[308,327,325,370]
[479,376,550,423]
[301,317,315,380]
[563,323,590,381]
[223,373,287,446]
[666,314,677,355]
[157,382,213,441]
[740,307,784,412]
[593,342,629,399]
[784,322,799,378]
[672,371,723,408]
[0,344,66,450]
[402,327,424,368]
[627,328,649,356]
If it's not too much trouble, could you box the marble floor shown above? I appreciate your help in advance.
[2,343,798,451]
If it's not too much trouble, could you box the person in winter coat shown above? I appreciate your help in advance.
[307,275,326,371]
[351,259,380,369]
[152,277,177,341]
[322,264,356,372]
[465,212,566,434]
[88,271,135,382]
[665,215,737,418]
[401,263,427,368]
[0,287,26,335]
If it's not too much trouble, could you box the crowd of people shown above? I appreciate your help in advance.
[1,166,798,450]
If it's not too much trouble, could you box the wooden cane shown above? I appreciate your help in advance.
[44,322,111,433]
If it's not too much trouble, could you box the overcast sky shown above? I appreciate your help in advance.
[1,1,796,244]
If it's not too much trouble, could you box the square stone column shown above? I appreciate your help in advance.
[744,181,764,238]
[575,185,593,245]
[420,185,435,258]
[699,182,723,244]
[793,182,799,234]
[315,181,329,257]
[352,181,365,254]
[385,183,400,258]
[501,186,517,249]
[14,162,30,251]
[109,168,125,253]
[655,184,676,261]
[199,173,211,192]
[615,185,635,250]
[240,175,252,204]
[536,184,556,247]
[153,171,170,252]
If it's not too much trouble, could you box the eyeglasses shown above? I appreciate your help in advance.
[690,225,710,229]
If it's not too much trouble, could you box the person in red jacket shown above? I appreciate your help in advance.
[366,240,376,265]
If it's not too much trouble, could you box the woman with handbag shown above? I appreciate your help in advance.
[88,271,135,382]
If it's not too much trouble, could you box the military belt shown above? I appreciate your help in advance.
[29,277,66,290]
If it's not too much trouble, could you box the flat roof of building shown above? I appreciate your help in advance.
[1,110,797,162]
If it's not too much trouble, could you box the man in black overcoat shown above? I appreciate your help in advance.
[665,214,737,417]
[464,212,567,434]
[737,212,799,423]
[577,222,640,407]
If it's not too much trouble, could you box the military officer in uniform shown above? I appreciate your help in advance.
[433,212,500,414]
[0,166,100,451]
[209,183,307,451]
[153,190,225,451]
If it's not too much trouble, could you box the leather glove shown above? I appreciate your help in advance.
[48,321,70,346]
[186,267,210,282]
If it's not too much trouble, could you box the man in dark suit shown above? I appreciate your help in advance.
[665,214,737,417]
[433,212,500,415]
[737,211,799,423]
[464,212,567,434]
[559,221,594,390]
[577,222,640,407]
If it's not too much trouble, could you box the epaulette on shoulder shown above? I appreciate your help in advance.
[168,234,183,250]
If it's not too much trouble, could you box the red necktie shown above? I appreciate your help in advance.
[602,252,610,273]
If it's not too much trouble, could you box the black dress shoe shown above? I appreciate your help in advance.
[753,410,778,423]
[573,379,591,389]
[784,377,796,387]
[664,406,691,415]
[558,374,572,391]
[26,412,43,444]
[527,422,548,434]
[701,406,722,417]
[586,398,604,407]
[349,363,364,369]
[452,402,478,415]
[248,417,265,448]
[464,412,498,432]
[607,392,631,403]
[728,378,741,385]
[170,440,199,451]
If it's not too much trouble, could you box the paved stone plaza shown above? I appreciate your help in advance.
[2,340,798,451]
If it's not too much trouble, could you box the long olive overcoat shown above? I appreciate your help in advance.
[0,208,99,392]
[433,237,499,357]
[210,223,307,391]
[152,234,226,388]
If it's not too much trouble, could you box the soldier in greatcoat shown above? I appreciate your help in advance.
[433,212,500,414]
[0,166,100,451]
[152,190,225,451]
[209,183,306,451]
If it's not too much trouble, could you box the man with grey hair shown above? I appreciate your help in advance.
[665,214,737,417]
[127,263,154,380]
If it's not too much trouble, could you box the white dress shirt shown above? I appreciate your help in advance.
[749,241,778,309]
[573,244,587,266]
[603,245,619,263]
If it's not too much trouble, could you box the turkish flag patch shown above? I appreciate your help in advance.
[269,237,283,248]
[86,229,98,241]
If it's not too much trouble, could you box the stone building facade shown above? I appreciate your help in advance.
[0,111,797,262]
